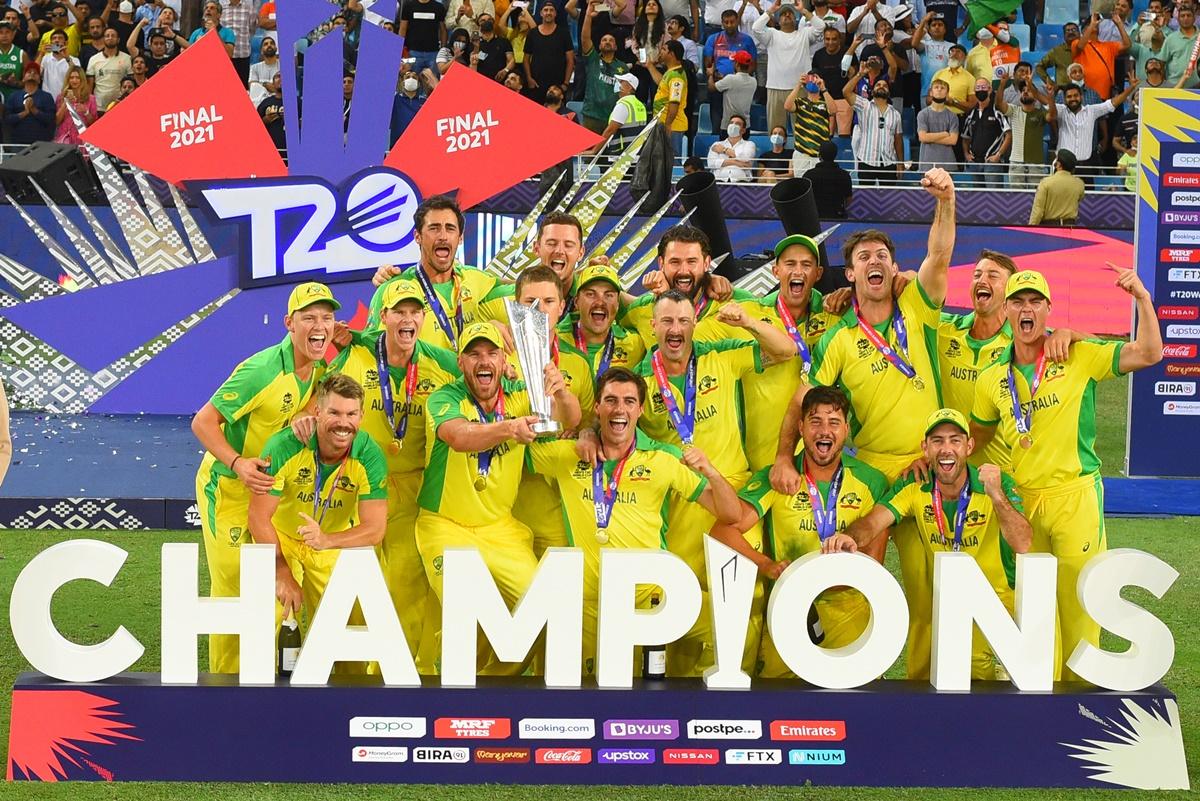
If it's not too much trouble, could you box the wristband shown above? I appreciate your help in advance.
[230,455,241,471]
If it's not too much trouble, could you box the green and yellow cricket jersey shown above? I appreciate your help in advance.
[739,453,890,563]
[971,340,1124,491]
[329,331,461,475]
[810,279,943,458]
[619,287,759,351]
[198,335,326,483]
[555,315,648,378]
[260,429,388,539]
[366,264,499,346]
[419,376,535,525]
[526,430,706,596]
[881,465,1024,598]
[938,312,1012,467]
[739,290,839,469]
[634,339,762,480]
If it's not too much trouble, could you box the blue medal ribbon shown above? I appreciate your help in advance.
[803,459,844,541]
[592,442,634,530]
[468,384,506,483]
[651,349,697,446]
[1007,350,1047,436]
[374,333,419,441]
[853,296,917,380]
[932,479,972,552]
[412,267,463,350]
[776,294,813,375]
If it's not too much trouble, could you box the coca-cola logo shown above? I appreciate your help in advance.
[1163,344,1198,358]
[535,748,592,764]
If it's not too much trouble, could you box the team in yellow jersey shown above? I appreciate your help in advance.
[190,185,1160,683]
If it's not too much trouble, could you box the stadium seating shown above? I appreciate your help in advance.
[1036,27,1065,50]
[1043,0,1078,27]
[1009,22,1031,50]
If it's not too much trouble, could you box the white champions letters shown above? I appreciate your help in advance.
[8,537,1179,692]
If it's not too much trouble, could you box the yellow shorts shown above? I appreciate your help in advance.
[1020,473,1106,682]
[758,587,871,678]
[195,467,252,674]
[514,472,568,558]
[276,535,369,674]
[380,470,438,674]
[581,585,658,679]
[414,510,538,676]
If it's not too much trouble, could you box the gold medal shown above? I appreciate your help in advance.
[388,439,402,456]
[595,530,609,545]
[1019,434,1034,449]
[473,475,487,491]
[912,376,925,391]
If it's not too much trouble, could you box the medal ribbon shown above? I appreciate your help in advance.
[853,297,916,380]
[1007,350,1048,435]
[932,479,972,552]
[592,441,635,530]
[651,349,697,446]
[468,383,506,482]
[802,458,844,542]
[412,267,463,350]
[776,295,813,374]
[575,322,616,380]
[374,333,419,441]
[312,447,351,525]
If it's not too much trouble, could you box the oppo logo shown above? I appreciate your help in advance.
[348,717,426,738]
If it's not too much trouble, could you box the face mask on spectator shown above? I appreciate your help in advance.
[403,76,419,92]
[770,133,784,146]
[1072,78,1084,87]
[480,19,494,32]
[727,123,742,138]
[975,89,989,100]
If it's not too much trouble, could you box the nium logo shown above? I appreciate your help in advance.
[434,718,511,739]
[348,717,426,738]
[351,746,408,763]
[535,748,593,764]
[788,749,846,765]
[474,748,531,764]
[604,719,680,740]
[412,747,470,763]
[518,718,595,739]
[724,749,782,764]
[597,748,656,764]
[686,720,763,739]
[662,749,720,765]
[770,720,847,741]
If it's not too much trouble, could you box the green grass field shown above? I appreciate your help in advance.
[0,375,1195,799]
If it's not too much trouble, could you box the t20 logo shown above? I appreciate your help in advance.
[196,167,422,286]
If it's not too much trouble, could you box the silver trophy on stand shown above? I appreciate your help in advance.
[505,298,561,435]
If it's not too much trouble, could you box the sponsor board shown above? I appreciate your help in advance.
[1168,230,1200,244]
[474,748,531,764]
[662,748,721,765]
[1163,344,1199,359]
[434,718,511,739]
[1162,210,1200,224]
[1159,305,1200,319]
[1165,174,1200,188]
[413,747,470,763]
[604,720,679,740]
[770,720,847,741]
[1172,151,1200,168]
[348,717,426,738]
[1155,381,1197,395]
[518,718,595,739]
[1160,248,1200,263]
[1166,363,1200,376]
[597,748,656,764]
[725,749,783,765]
[351,746,409,763]
[686,720,763,739]
[1168,267,1200,281]
[535,748,592,764]
[789,749,847,765]
[1166,324,1200,338]
[1164,400,1200,415]
[1168,190,1200,206]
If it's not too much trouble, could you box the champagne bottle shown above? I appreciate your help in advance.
[641,596,667,680]
[278,616,301,678]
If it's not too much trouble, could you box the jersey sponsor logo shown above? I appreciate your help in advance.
[788,748,846,765]
[363,369,381,389]
[352,746,409,763]
[1164,400,1200,415]
[413,747,470,763]
[432,555,444,575]
[417,377,438,394]
[663,748,720,764]
[571,461,592,479]
[335,475,357,492]
[724,749,781,764]
[184,504,201,527]
[597,748,656,764]
[770,720,847,741]
[604,719,679,740]
[806,317,829,338]
[349,717,426,737]
[434,718,512,739]
[1155,381,1196,396]
[474,747,530,763]
[222,391,239,401]
[535,748,592,764]
[650,392,667,414]
[855,338,873,360]
[228,525,244,545]
[296,467,314,483]
[1159,305,1199,320]
[965,509,987,527]
[1163,344,1198,358]
[1043,362,1066,382]
[686,720,762,739]
[519,718,596,739]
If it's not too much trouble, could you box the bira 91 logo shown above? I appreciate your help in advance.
[770,720,847,741]
[535,748,592,764]
[434,717,512,739]
[197,167,422,287]
[412,747,470,763]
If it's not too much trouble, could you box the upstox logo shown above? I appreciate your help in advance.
[434,718,511,739]
[686,720,762,739]
[789,749,846,765]
[770,720,847,741]
[348,717,426,738]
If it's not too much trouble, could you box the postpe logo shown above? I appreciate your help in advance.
[348,717,426,738]
[686,720,763,739]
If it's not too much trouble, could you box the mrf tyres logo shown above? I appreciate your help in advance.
[434,717,512,739]
[686,720,763,739]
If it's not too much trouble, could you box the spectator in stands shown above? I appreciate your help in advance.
[522,0,573,104]
[683,154,705,173]
[342,71,353,130]
[1036,21,1080,90]
[391,65,436,143]
[665,14,700,67]
[632,0,666,65]
[646,37,688,154]
[447,0,495,37]
[855,21,904,86]
[1162,3,1199,88]
[189,2,235,58]
[256,0,277,33]
[471,12,513,81]
[1056,76,1137,186]
[587,71,646,153]
[1116,132,1137,191]
[1099,0,1135,42]
[706,112,756,180]
[931,42,973,116]
[84,25,126,107]
[986,19,1021,80]
[3,62,54,142]
[962,77,1010,187]
[400,0,448,76]
[812,0,843,33]
[756,123,793,180]
[1029,149,1085,224]
[1002,60,1034,105]
[996,72,1055,188]
[580,0,630,134]
[711,48,755,133]
[38,28,77,101]
[965,26,997,81]
[33,3,79,57]
[783,71,834,174]
[704,7,756,133]
[148,5,187,57]
[916,77,958,171]
[912,11,952,99]
[810,26,852,137]
[125,19,169,70]
[843,60,902,184]
[247,31,278,104]
[804,138,851,217]
[78,15,102,69]
[107,1,136,52]
[660,0,698,40]
[52,62,91,140]
[0,20,28,103]
[258,71,285,156]
[750,0,825,134]
[1074,11,1129,101]
[1128,22,1165,81]
[436,25,471,73]
[499,3,534,78]
[846,0,897,43]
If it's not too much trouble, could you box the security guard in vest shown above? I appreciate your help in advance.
[590,73,648,157]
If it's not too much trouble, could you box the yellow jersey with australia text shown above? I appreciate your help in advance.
[366,264,498,347]
[555,315,647,380]
[619,287,759,351]
[938,311,1012,467]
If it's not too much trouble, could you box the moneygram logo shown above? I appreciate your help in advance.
[597,748,656,764]
[1164,400,1200,415]
[770,720,847,741]
[789,749,846,765]
[1163,344,1198,358]
[413,747,470,763]
[348,717,426,738]
[518,718,595,739]
[662,748,720,765]
[604,720,679,740]
[686,720,763,739]
[474,748,531,764]
[434,718,512,739]
[724,749,782,764]
[351,746,408,763]
[535,748,593,764]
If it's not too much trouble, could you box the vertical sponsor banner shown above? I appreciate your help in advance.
[1130,89,1200,477]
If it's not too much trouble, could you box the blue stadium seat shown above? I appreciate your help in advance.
[698,103,711,133]
[750,104,768,134]
[1009,23,1031,51]
[250,31,266,63]
[1043,3,1077,26]
[1024,49,1045,69]
[749,135,773,155]
[1036,28,1065,50]
[694,133,718,158]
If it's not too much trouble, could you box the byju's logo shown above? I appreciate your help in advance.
[604,720,679,740]
[198,167,422,287]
